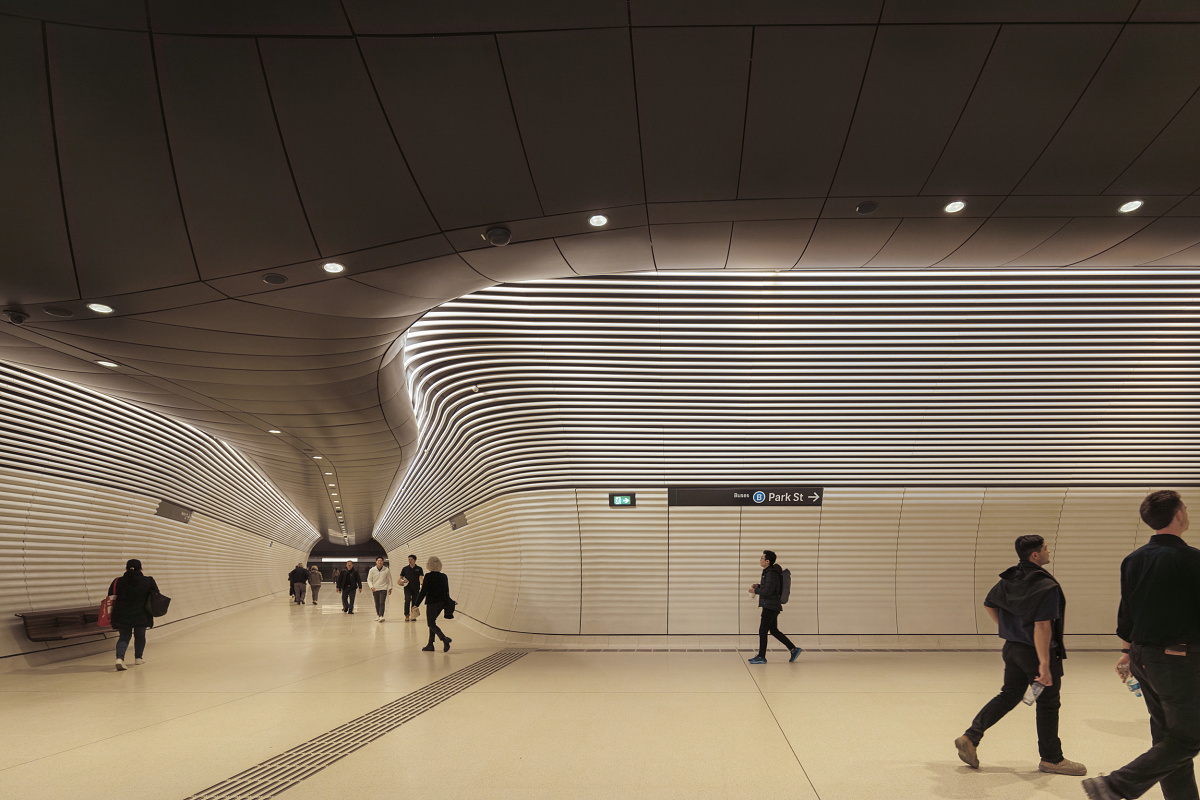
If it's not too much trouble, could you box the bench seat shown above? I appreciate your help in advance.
[14,607,106,641]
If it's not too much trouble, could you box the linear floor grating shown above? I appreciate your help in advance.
[185,649,529,800]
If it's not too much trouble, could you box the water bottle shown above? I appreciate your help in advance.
[1126,676,1142,698]
[1022,681,1045,705]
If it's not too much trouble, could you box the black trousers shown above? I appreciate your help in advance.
[965,640,1064,763]
[342,589,356,612]
[404,586,419,616]
[1107,644,1200,800]
[373,590,388,617]
[757,608,796,657]
[426,603,448,645]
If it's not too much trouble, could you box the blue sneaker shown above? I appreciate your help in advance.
[748,655,767,664]
[789,647,803,663]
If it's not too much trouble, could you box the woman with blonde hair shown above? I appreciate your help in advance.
[413,556,451,652]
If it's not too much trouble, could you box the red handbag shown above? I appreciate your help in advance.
[98,579,116,628]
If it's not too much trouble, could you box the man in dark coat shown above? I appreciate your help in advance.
[747,550,801,665]
[955,535,1086,776]
[288,564,308,605]
[336,560,362,614]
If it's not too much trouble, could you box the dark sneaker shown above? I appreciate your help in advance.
[421,644,435,651]
[443,638,452,652]
[1081,776,1120,800]
[789,647,803,662]
[955,735,979,769]
[748,655,767,664]
[1040,758,1086,776]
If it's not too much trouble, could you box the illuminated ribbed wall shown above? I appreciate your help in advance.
[1,363,316,660]
[377,270,1195,638]
[404,486,1154,638]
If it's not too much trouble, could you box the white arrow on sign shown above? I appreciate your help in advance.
[808,493,821,502]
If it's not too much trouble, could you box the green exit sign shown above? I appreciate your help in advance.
[609,493,636,508]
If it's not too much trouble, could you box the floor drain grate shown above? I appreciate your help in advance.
[185,649,529,800]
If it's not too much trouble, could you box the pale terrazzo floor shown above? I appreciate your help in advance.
[0,596,1167,800]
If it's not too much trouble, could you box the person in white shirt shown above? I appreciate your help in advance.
[366,557,394,622]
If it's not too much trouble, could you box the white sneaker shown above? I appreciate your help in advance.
[377,617,384,622]
[115,659,127,671]
[134,658,145,665]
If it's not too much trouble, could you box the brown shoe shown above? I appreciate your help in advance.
[1039,758,1086,776]
[955,735,979,769]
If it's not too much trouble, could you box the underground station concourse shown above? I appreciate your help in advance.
[1,3,1198,799]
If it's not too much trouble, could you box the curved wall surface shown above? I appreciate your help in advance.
[1,363,316,661]
[400,485,1155,640]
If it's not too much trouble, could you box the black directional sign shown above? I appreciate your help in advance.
[668,487,824,507]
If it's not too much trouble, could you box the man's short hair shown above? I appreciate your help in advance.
[376,556,384,563]
[1015,535,1044,562]
[762,550,776,565]
[1141,490,1184,531]
[408,554,417,561]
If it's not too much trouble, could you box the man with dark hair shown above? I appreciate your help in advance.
[400,554,424,622]
[747,550,801,665]
[1083,491,1196,800]
[336,560,362,614]
[955,535,1086,776]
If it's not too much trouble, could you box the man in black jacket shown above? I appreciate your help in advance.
[747,550,801,665]
[288,564,308,605]
[956,535,1086,776]
[336,560,362,614]
[1083,490,1196,800]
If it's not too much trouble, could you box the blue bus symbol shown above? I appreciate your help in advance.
[753,491,766,504]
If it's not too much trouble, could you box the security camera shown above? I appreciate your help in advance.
[2,309,29,324]
[484,227,511,247]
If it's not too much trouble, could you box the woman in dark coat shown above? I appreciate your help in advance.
[414,556,451,652]
[109,558,160,671]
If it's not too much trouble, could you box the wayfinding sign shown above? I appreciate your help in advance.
[668,487,823,507]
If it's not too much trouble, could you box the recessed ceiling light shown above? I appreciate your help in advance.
[313,456,322,459]
[44,306,74,318]
[96,361,120,368]
[262,273,288,285]
[268,429,282,434]
[87,303,114,314]
[331,493,338,496]
[855,201,878,215]
[1119,200,1144,213]
[944,201,966,213]
[322,262,345,274]
[588,214,608,227]
[328,483,336,487]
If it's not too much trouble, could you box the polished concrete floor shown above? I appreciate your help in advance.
[0,596,1166,799]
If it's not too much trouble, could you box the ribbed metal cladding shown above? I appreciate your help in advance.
[376,269,1199,545]
[0,362,319,550]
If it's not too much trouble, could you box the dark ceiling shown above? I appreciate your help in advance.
[1,1,1199,543]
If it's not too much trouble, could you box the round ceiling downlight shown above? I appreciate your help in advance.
[1119,200,1144,213]
[588,214,608,227]
[944,201,966,213]
[44,306,74,318]
[262,273,288,285]
[322,262,345,274]
[856,201,878,215]
[96,361,120,368]
[87,303,114,314]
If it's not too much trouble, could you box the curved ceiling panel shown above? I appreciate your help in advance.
[2,6,1200,544]
[0,362,319,549]
[377,270,1200,543]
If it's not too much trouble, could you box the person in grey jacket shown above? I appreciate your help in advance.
[747,550,801,664]
[307,566,322,605]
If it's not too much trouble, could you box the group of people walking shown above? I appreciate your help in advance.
[330,555,453,651]
[953,489,1199,800]
[288,564,322,605]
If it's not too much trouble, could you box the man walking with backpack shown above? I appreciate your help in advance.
[748,550,802,664]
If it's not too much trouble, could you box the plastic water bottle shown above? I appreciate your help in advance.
[1023,681,1045,705]
[1126,676,1142,698]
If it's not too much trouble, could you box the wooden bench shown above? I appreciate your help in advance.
[14,607,105,641]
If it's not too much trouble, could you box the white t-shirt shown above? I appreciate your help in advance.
[367,565,393,591]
